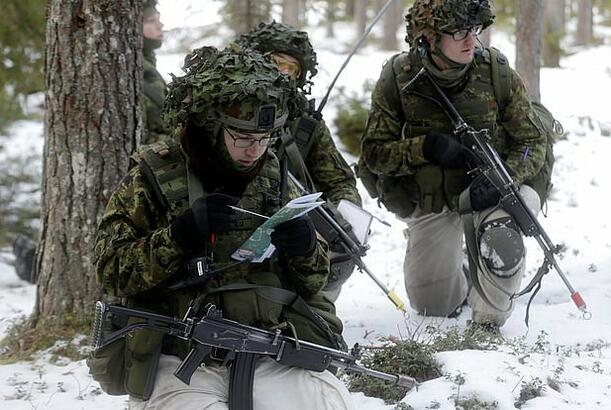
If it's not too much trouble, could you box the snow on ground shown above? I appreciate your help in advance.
[1,10,610,409]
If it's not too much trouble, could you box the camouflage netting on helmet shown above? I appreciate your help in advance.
[405,0,494,46]
[143,0,158,17]
[163,46,294,132]
[234,21,318,92]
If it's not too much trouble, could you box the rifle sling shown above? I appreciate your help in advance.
[459,188,505,312]
[279,130,315,191]
[228,352,258,410]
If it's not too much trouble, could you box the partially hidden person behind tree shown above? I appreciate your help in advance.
[234,21,362,302]
[93,46,353,409]
[142,0,170,144]
[358,0,549,331]
[9,1,169,285]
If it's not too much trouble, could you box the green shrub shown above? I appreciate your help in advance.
[332,82,373,156]
[347,339,441,404]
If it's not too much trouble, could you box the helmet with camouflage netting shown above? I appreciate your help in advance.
[163,46,293,139]
[405,0,494,46]
[143,0,158,19]
[234,21,318,93]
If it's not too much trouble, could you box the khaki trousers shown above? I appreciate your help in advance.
[401,185,540,326]
[129,354,354,410]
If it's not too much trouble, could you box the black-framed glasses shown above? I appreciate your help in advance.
[446,25,483,41]
[224,127,277,148]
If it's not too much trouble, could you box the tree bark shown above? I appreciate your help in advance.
[575,0,593,45]
[381,0,403,50]
[326,1,337,38]
[479,26,492,48]
[355,0,367,37]
[543,0,565,67]
[35,0,143,320]
[516,0,543,102]
[282,0,300,27]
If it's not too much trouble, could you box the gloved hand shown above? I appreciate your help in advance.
[469,176,501,211]
[171,193,238,250]
[271,215,317,257]
[422,131,467,168]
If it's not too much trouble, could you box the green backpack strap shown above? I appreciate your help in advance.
[488,46,512,114]
[381,53,409,125]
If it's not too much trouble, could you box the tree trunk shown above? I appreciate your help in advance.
[345,0,356,18]
[326,1,337,38]
[575,0,593,45]
[282,0,300,27]
[516,0,543,102]
[35,0,143,321]
[381,0,402,50]
[479,26,492,48]
[355,0,367,36]
[543,0,565,67]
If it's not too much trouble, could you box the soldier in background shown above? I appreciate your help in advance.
[235,22,361,301]
[358,0,548,331]
[142,0,169,144]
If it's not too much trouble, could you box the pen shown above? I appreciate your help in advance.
[521,147,529,161]
[228,205,269,220]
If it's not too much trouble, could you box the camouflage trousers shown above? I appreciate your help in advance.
[129,354,354,410]
[400,185,540,326]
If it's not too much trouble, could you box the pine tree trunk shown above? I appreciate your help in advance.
[35,0,143,321]
[355,0,367,36]
[479,26,492,48]
[381,0,402,50]
[326,1,337,38]
[575,0,593,45]
[282,0,300,27]
[516,0,543,102]
[543,0,565,67]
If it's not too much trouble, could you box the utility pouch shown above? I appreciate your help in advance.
[87,310,128,395]
[414,165,445,214]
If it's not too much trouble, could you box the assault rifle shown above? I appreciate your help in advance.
[288,173,407,312]
[92,301,417,389]
[409,68,590,322]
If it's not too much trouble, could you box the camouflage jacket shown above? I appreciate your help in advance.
[282,94,361,207]
[142,49,169,144]
[94,140,342,397]
[360,49,546,214]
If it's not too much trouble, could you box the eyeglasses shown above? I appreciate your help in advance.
[445,25,483,41]
[224,127,278,148]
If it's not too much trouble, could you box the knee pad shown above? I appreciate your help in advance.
[478,217,524,278]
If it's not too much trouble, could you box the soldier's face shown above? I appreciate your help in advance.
[144,12,164,41]
[272,52,302,80]
[223,128,270,167]
[437,29,477,65]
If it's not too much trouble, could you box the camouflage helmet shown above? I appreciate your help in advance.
[143,0,158,18]
[405,0,494,46]
[234,21,318,92]
[163,46,292,136]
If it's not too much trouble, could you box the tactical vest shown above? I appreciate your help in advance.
[121,140,343,399]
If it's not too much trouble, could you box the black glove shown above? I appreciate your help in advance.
[422,131,468,168]
[469,176,501,211]
[271,215,317,257]
[171,193,238,250]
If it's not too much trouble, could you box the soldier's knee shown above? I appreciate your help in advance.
[478,216,524,278]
